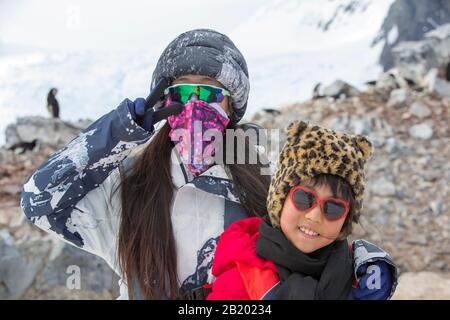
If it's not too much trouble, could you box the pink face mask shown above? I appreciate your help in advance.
[167,99,230,176]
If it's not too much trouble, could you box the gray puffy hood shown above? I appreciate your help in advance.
[151,29,250,124]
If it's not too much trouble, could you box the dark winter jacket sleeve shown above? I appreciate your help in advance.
[20,99,153,258]
[351,239,398,299]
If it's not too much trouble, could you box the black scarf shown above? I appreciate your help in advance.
[256,219,353,300]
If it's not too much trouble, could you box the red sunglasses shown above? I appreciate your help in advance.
[289,185,350,221]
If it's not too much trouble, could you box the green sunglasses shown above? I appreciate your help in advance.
[163,83,231,105]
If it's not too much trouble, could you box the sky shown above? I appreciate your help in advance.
[0,0,265,54]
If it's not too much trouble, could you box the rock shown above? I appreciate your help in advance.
[251,109,282,126]
[408,123,433,140]
[433,261,448,271]
[424,68,450,97]
[30,241,120,297]
[1,183,22,196]
[328,114,394,143]
[409,250,434,271]
[390,22,450,83]
[384,137,402,154]
[0,148,15,166]
[392,272,450,300]
[376,68,412,92]
[0,205,27,229]
[392,41,438,84]
[375,71,399,92]
[429,200,443,216]
[387,88,409,108]
[376,1,450,71]
[426,23,450,59]
[406,234,428,246]
[4,116,92,150]
[348,118,370,136]
[0,228,14,245]
[442,97,450,108]
[371,177,397,197]
[409,101,431,118]
[323,80,360,99]
[326,115,349,133]
[22,286,115,300]
[0,230,50,299]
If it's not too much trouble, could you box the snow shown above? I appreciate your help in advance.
[387,25,399,45]
[0,0,395,145]
[231,0,395,117]
[231,0,392,57]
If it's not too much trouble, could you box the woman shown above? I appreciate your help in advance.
[21,29,395,300]
[21,29,269,299]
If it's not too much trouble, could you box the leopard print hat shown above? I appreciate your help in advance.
[267,120,373,228]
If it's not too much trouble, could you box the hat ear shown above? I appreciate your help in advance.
[286,121,309,140]
[353,135,373,161]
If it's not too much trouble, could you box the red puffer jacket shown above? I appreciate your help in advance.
[207,217,398,300]
[207,217,280,300]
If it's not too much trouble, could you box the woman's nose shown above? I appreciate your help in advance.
[304,205,323,223]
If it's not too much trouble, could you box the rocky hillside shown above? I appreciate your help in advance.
[0,117,120,299]
[251,69,450,299]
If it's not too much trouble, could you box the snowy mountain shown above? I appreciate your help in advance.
[231,0,393,57]
[1,0,449,145]
[230,0,395,115]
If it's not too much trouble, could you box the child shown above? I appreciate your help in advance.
[207,120,397,300]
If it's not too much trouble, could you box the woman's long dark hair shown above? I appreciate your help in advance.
[117,121,270,299]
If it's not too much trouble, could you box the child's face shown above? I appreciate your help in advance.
[172,75,231,117]
[280,180,348,254]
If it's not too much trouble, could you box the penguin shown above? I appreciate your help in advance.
[47,88,60,118]
[446,62,450,81]
[261,108,281,116]
[7,139,38,154]
[312,82,324,99]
